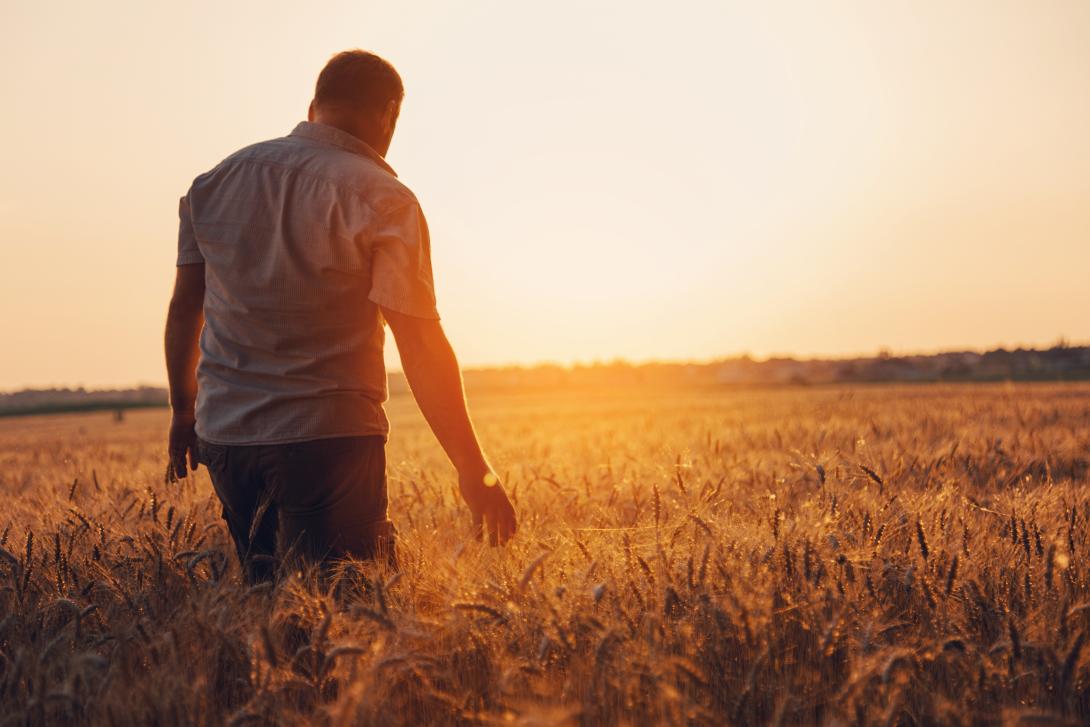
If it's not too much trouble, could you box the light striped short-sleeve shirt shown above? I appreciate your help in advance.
[177,121,439,445]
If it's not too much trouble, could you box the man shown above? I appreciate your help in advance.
[164,50,516,582]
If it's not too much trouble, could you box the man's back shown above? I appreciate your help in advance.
[178,121,439,445]
[165,51,515,577]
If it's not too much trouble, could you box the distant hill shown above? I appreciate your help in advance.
[3,343,1088,417]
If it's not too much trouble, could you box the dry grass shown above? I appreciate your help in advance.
[1,383,1089,726]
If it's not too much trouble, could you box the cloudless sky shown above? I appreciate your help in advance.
[1,0,1088,389]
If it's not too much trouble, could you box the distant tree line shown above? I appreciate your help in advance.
[3,344,1088,416]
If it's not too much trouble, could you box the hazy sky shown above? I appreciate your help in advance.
[2,0,1088,389]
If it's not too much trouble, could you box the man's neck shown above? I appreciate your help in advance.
[312,117,386,157]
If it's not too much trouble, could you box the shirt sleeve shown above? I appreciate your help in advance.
[176,193,204,266]
[367,199,440,319]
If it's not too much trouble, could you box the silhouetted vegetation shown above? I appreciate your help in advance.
[1,384,1089,724]
[4,344,1087,417]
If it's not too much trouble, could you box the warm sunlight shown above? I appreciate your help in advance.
[2,0,1088,390]
[3,3,1090,725]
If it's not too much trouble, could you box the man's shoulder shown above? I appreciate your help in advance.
[320,160,420,219]
[303,142,414,200]
[185,134,418,212]
[186,136,288,190]
[369,174,418,210]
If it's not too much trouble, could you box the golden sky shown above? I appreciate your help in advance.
[1,0,1088,389]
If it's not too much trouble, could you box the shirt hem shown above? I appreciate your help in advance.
[195,428,390,446]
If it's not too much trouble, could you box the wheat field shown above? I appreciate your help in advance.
[1,383,1088,726]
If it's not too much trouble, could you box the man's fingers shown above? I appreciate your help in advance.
[169,448,188,480]
[468,490,517,547]
[492,506,511,546]
[506,503,518,538]
[502,510,517,544]
[496,520,509,546]
[494,497,516,545]
[187,444,199,472]
[504,509,517,544]
[484,510,499,547]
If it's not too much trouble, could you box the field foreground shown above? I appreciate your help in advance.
[1,384,1089,725]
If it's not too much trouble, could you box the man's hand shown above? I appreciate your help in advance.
[167,414,199,482]
[459,468,517,546]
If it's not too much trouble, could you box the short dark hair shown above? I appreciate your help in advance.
[314,50,403,112]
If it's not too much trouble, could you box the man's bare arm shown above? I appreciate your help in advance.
[381,307,517,545]
[164,263,205,480]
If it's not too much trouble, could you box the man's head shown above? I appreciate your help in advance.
[308,50,404,157]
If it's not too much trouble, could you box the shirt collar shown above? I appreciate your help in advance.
[289,121,397,177]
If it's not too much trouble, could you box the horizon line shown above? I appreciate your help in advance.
[3,338,1085,395]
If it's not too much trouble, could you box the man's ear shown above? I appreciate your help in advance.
[307,100,316,122]
[382,99,400,134]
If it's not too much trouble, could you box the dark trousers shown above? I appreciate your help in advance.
[196,435,395,583]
